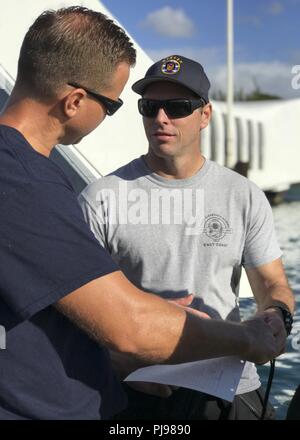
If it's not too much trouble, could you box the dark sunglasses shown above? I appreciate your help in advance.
[67,82,123,116]
[138,98,205,119]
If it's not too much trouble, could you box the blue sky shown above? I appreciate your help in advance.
[101,0,300,98]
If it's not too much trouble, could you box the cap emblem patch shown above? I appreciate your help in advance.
[161,58,181,75]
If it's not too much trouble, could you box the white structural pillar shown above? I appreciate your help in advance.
[213,110,226,166]
[239,118,249,163]
[251,122,259,171]
[200,124,211,159]
[226,0,235,168]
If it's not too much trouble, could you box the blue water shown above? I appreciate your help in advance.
[240,201,300,419]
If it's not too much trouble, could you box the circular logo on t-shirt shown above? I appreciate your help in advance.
[203,214,232,242]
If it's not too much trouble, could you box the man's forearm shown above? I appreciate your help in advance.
[129,291,276,366]
[246,259,295,315]
[256,284,295,314]
[158,314,248,364]
[56,272,281,368]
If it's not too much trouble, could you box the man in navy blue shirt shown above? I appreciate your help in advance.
[0,7,288,420]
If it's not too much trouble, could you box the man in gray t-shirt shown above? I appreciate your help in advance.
[79,55,294,419]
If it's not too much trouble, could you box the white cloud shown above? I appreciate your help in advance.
[140,6,196,38]
[236,3,284,28]
[144,47,299,99]
[266,1,284,15]
[211,62,298,99]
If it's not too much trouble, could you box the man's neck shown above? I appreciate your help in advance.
[0,97,61,157]
[144,150,206,180]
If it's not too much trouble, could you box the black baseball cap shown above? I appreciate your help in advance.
[132,55,211,103]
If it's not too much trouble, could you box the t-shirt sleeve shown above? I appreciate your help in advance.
[242,183,282,268]
[0,182,119,321]
[78,189,108,250]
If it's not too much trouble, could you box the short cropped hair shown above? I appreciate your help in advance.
[16,6,136,99]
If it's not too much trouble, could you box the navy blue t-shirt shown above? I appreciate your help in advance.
[0,125,126,419]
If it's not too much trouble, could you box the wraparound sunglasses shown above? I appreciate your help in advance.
[138,98,205,119]
[68,82,123,116]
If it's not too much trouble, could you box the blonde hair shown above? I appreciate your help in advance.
[16,6,136,99]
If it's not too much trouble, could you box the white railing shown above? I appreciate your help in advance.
[204,106,266,174]
[0,63,14,93]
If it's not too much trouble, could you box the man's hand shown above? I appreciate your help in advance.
[110,350,176,398]
[168,294,211,319]
[241,314,287,364]
[257,307,288,339]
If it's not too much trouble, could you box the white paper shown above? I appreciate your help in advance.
[125,357,245,402]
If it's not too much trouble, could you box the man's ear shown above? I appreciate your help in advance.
[200,103,212,130]
[62,89,87,118]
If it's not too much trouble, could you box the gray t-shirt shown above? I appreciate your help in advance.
[78,157,282,394]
